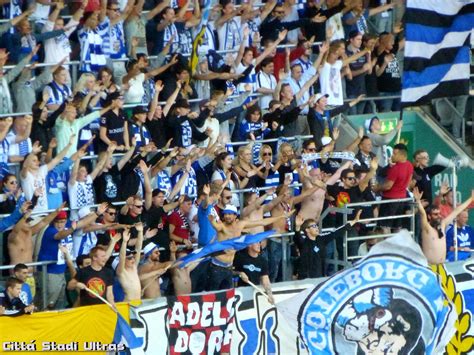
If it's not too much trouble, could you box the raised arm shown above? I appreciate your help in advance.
[255,30,287,67]
[442,190,474,227]
[295,72,319,102]
[134,222,144,263]
[47,134,75,171]
[342,48,370,67]
[117,229,130,273]
[358,157,378,191]
[413,187,446,264]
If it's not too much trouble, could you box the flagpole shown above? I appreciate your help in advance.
[396,108,403,143]
[242,278,274,304]
[84,286,117,313]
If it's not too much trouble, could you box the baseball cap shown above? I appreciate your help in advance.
[143,242,159,257]
[223,204,238,215]
[315,93,329,102]
[365,116,379,132]
[55,211,68,220]
[321,136,332,146]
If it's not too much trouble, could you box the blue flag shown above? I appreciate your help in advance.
[177,230,276,268]
[113,313,143,350]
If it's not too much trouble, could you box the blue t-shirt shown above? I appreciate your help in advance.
[46,158,72,209]
[38,222,72,274]
[20,283,32,305]
[446,224,473,261]
[197,202,218,247]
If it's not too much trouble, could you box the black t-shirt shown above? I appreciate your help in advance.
[376,49,401,93]
[233,251,269,287]
[327,184,373,223]
[94,165,121,203]
[100,110,127,151]
[145,119,168,149]
[346,48,367,97]
[144,206,170,261]
[75,265,114,306]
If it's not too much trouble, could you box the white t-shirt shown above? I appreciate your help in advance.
[256,71,277,110]
[283,66,316,114]
[21,165,49,212]
[217,16,242,52]
[124,73,145,104]
[43,19,80,64]
[319,60,344,106]
[68,175,96,220]
[326,13,345,41]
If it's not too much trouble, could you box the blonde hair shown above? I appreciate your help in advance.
[258,144,273,164]
[233,144,252,166]
[74,73,96,95]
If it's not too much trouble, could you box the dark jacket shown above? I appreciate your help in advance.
[307,103,349,146]
[294,223,350,279]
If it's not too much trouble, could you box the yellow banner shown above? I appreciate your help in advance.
[0,303,129,354]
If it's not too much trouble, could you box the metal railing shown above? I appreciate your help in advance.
[321,197,416,270]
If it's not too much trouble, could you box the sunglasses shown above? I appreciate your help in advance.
[262,152,272,156]
[223,196,232,200]
[106,211,116,216]
[8,180,18,184]
[307,148,316,152]
[108,7,120,11]
[134,205,143,209]
[346,177,356,181]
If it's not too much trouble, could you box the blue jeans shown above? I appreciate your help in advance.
[268,240,283,282]
[378,92,401,112]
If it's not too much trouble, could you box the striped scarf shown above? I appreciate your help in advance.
[80,28,107,73]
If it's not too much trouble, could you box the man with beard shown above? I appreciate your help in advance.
[139,242,173,299]
[207,204,293,291]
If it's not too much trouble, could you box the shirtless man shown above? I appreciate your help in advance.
[116,225,144,302]
[170,243,200,296]
[139,242,173,299]
[208,205,293,291]
[414,187,474,265]
[298,160,352,221]
[8,202,66,268]
[241,188,282,234]
[266,178,321,282]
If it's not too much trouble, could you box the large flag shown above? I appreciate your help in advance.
[278,230,457,355]
[177,230,276,268]
[401,0,474,105]
[113,313,143,350]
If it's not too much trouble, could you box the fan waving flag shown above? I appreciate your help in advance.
[401,0,474,105]
[176,230,276,268]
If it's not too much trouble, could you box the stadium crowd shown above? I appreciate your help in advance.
[0,0,472,315]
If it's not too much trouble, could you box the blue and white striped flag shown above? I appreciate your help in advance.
[113,313,143,350]
[401,0,474,105]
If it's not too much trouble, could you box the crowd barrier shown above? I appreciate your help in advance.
[1,259,473,354]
